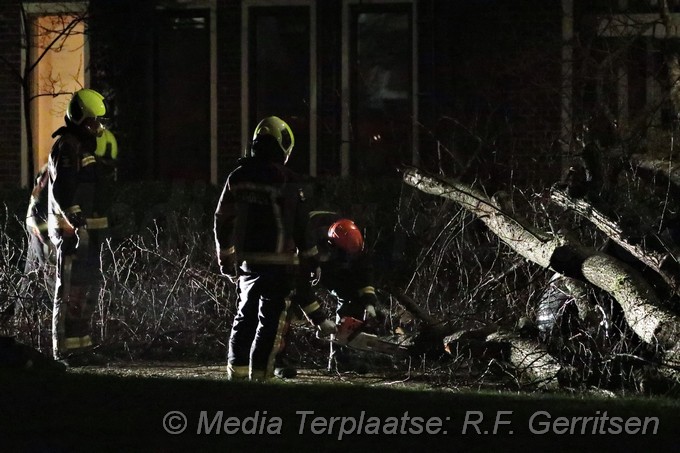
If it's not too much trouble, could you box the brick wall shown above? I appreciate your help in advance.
[0,0,568,190]
[215,0,242,186]
[417,0,563,189]
[0,0,22,189]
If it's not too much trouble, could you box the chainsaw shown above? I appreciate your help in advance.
[331,316,410,355]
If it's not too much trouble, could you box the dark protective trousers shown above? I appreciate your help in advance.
[228,271,293,380]
[52,228,104,359]
[21,233,56,307]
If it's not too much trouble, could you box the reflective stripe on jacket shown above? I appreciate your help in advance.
[214,156,308,273]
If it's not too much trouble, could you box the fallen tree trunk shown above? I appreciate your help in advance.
[630,154,680,189]
[394,292,555,387]
[487,331,563,389]
[550,187,680,293]
[443,327,562,389]
[402,167,680,353]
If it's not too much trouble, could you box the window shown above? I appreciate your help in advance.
[242,0,416,177]
[350,6,413,176]
[23,2,88,184]
[243,1,315,176]
[155,10,211,181]
[590,11,680,143]
[342,0,416,177]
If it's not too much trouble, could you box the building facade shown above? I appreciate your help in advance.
[1,1,674,191]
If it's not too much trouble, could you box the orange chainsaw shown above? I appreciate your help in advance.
[332,316,409,355]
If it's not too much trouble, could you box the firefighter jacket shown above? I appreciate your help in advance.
[26,164,50,244]
[47,123,109,244]
[214,156,308,278]
[296,211,378,319]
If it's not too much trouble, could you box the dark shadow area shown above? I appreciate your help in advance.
[1,367,678,451]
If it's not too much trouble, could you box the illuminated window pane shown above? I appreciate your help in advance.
[31,14,85,169]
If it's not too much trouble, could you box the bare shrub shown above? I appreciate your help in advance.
[0,208,54,354]
[97,212,235,360]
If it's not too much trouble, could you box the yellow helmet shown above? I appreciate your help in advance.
[66,89,106,137]
[251,116,295,163]
[67,89,106,125]
[95,129,118,160]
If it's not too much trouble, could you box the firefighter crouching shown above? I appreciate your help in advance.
[47,89,115,365]
[214,116,335,381]
[298,212,379,372]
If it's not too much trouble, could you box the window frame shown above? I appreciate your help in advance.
[241,0,318,176]
[21,1,90,187]
[155,0,218,184]
[341,0,417,177]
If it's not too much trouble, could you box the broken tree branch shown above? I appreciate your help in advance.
[630,154,680,188]
[402,167,680,352]
[550,187,680,292]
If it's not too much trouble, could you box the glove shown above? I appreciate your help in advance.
[316,319,337,338]
[219,253,239,284]
[65,208,86,229]
[363,304,377,320]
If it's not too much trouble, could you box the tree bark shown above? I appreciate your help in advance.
[630,154,680,188]
[402,167,680,352]
[659,0,680,114]
[550,187,680,292]
[487,331,563,389]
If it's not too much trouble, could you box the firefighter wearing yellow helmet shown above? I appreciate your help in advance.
[215,116,335,381]
[250,115,295,163]
[47,88,111,366]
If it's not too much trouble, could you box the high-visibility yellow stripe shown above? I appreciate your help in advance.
[301,245,319,257]
[358,286,375,296]
[86,217,108,230]
[302,301,321,315]
[265,298,291,379]
[81,156,96,167]
[65,205,81,214]
[64,335,92,350]
[219,246,236,259]
[227,364,249,380]
[309,210,338,218]
[241,252,299,266]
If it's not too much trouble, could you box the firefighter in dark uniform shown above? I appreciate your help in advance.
[24,131,117,309]
[47,88,111,364]
[24,164,56,304]
[215,116,334,381]
[297,212,378,371]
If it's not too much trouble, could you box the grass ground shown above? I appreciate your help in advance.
[1,362,679,452]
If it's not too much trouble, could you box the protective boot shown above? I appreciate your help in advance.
[274,353,297,379]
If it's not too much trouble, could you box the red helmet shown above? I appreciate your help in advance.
[327,219,364,255]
